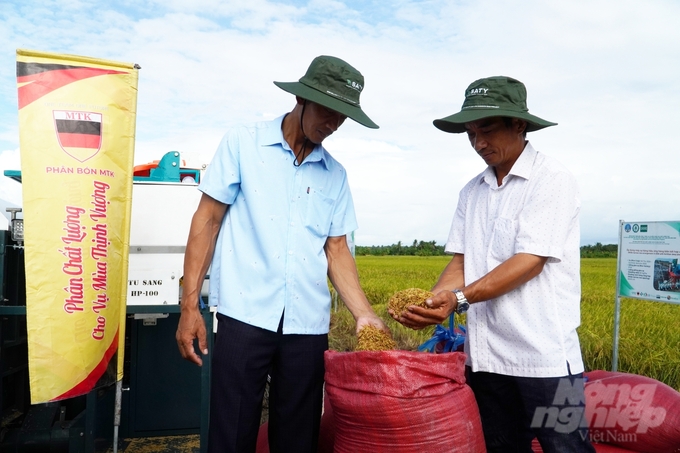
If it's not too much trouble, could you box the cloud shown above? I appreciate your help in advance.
[1,0,679,246]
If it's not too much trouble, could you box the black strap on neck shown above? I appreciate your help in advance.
[293,101,309,167]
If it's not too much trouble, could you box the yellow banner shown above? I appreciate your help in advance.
[17,49,138,403]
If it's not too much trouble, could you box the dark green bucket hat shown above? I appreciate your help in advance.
[433,76,556,133]
[274,55,378,129]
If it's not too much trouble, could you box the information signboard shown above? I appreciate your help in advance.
[618,220,680,304]
[613,220,680,371]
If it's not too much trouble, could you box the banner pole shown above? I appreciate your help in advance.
[113,379,122,453]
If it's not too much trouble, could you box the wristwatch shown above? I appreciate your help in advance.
[451,289,470,314]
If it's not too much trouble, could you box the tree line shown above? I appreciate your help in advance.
[355,241,618,258]
[579,242,618,258]
[355,240,443,256]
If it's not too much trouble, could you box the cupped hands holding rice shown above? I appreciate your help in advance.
[387,288,434,317]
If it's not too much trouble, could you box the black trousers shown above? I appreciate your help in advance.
[208,313,328,453]
[468,369,596,453]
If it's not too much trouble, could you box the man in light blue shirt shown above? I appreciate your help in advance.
[176,55,388,453]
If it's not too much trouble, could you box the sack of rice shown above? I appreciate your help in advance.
[324,350,486,452]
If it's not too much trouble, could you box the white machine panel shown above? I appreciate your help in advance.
[127,181,202,306]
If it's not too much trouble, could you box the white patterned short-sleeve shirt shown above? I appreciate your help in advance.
[445,142,585,377]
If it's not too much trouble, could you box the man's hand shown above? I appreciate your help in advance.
[355,314,390,335]
[324,235,393,337]
[176,193,226,366]
[176,308,208,366]
[389,290,456,330]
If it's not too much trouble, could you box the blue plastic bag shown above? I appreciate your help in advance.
[418,313,466,353]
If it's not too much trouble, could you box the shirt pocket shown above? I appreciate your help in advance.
[489,217,517,262]
[304,190,335,237]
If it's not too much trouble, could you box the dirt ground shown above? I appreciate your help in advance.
[108,435,200,453]
[111,382,270,452]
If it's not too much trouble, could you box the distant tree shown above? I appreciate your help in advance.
[356,242,617,258]
[580,243,618,258]
[355,240,446,256]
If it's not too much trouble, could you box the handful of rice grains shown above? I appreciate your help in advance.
[355,325,397,351]
[387,288,435,317]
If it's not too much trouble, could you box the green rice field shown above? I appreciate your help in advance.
[328,256,680,391]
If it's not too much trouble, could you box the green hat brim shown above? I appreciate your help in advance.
[274,81,379,129]
[433,108,556,133]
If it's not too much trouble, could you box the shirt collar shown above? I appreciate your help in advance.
[508,141,537,180]
[261,114,330,170]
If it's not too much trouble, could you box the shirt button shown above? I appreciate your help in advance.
[290,222,294,226]
[288,251,293,255]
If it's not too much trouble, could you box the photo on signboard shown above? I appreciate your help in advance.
[653,259,680,292]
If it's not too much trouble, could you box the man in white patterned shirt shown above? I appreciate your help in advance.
[392,76,595,453]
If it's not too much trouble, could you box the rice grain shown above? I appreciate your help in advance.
[388,288,435,317]
[355,325,397,351]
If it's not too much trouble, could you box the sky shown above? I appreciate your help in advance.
[1,0,679,246]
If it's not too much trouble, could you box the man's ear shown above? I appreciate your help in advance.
[295,95,306,106]
[514,118,527,135]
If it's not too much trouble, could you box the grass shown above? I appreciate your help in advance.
[329,256,680,391]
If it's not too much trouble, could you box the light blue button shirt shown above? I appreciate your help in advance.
[199,115,358,334]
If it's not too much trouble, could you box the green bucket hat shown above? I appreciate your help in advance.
[433,76,556,133]
[274,55,378,129]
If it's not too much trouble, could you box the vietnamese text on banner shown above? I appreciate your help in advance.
[16,49,138,403]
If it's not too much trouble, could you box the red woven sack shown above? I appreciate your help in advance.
[324,350,486,453]
[585,370,627,382]
[584,371,680,453]
[532,437,639,452]
[532,438,640,452]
